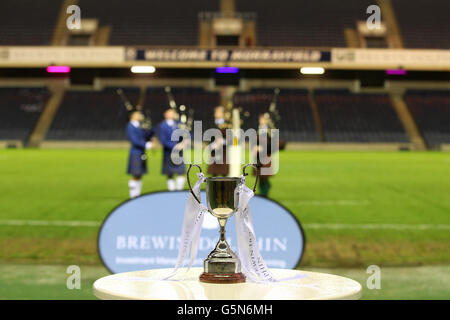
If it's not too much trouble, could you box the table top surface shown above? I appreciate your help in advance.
[93,268,362,300]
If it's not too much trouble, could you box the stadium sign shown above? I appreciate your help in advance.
[129,48,331,63]
[332,48,450,70]
[98,191,305,274]
[0,46,125,65]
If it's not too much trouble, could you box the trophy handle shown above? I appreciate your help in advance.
[187,164,202,204]
[242,164,259,192]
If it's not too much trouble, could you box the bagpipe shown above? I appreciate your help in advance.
[223,102,234,129]
[223,101,250,130]
[264,88,286,150]
[267,88,280,130]
[164,86,194,131]
[117,88,155,160]
[116,88,152,130]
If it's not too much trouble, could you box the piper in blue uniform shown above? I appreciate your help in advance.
[253,113,274,197]
[127,110,155,198]
[158,108,186,191]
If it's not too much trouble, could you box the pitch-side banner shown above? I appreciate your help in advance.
[0,46,125,64]
[332,48,450,69]
[98,191,305,274]
[129,48,331,63]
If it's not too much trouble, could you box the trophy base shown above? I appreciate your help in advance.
[199,272,246,284]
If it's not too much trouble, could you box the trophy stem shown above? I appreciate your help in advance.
[200,216,246,284]
[219,218,226,241]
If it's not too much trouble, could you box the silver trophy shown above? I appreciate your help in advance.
[187,164,258,284]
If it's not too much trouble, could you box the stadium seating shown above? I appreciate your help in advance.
[234,88,320,141]
[79,0,219,45]
[1,0,448,49]
[46,86,219,140]
[0,87,49,141]
[0,0,60,45]
[46,87,139,140]
[404,90,450,147]
[7,85,448,148]
[236,0,374,47]
[392,0,450,49]
[314,89,409,143]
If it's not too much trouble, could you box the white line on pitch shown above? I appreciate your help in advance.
[304,223,450,230]
[283,200,370,206]
[0,220,448,231]
[0,219,101,227]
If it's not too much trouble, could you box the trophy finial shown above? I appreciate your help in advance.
[242,164,259,192]
[186,164,203,204]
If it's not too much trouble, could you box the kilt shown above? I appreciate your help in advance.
[207,162,229,176]
[207,130,229,176]
[207,147,229,176]
[127,152,147,176]
[162,149,185,175]
[254,157,273,177]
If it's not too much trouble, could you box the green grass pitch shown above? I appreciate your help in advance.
[0,148,449,299]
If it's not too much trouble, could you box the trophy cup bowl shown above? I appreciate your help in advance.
[205,177,240,219]
[187,164,258,284]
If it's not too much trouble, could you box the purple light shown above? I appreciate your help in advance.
[216,66,239,74]
[386,69,407,75]
[47,66,71,73]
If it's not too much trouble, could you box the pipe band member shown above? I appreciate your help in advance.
[127,110,155,198]
[158,107,186,191]
[254,113,274,197]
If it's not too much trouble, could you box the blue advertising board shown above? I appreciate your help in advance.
[98,191,305,274]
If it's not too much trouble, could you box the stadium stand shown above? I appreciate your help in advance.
[78,0,219,45]
[236,0,374,47]
[0,0,60,45]
[404,90,450,148]
[314,89,409,143]
[0,0,447,49]
[234,88,320,142]
[0,87,49,141]
[45,87,138,140]
[11,86,450,148]
[392,0,450,49]
[143,87,220,130]
[46,86,219,140]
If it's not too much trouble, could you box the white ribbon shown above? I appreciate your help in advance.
[163,172,207,280]
[235,176,306,283]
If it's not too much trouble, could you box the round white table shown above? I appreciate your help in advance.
[93,268,362,300]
